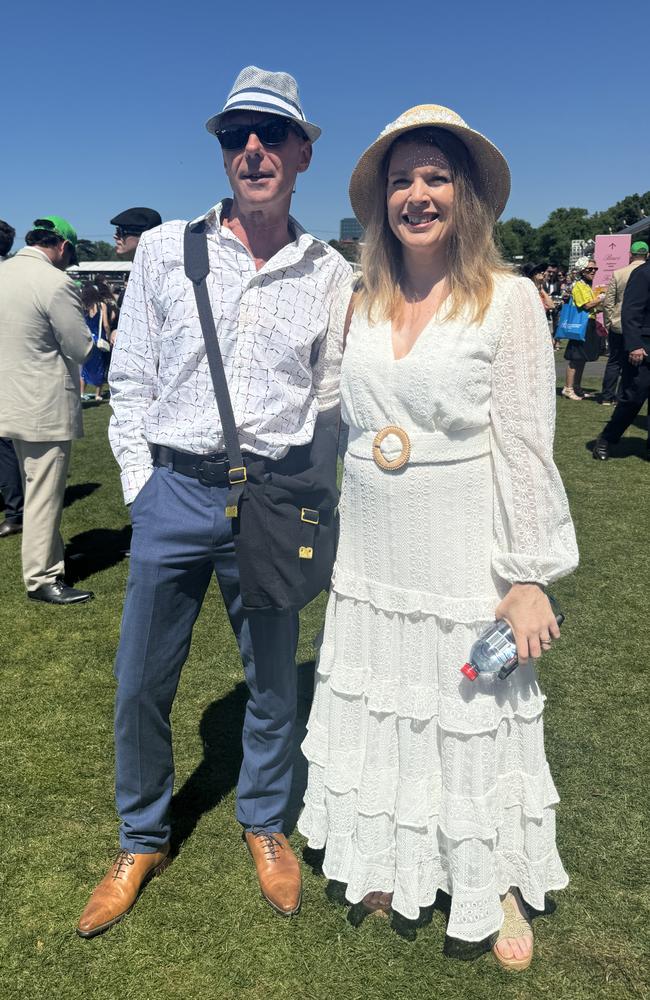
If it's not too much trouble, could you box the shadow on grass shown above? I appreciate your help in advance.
[585,438,649,460]
[169,658,315,858]
[170,683,246,857]
[65,525,132,583]
[64,481,101,507]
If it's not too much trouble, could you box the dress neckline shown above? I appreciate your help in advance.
[389,305,450,362]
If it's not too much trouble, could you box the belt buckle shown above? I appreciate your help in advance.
[372,425,411,471]
[195,457,229,487]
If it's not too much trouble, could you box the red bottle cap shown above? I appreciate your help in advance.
[461,663,478,680]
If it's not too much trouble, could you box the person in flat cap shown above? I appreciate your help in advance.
[109,208,162,331]
[77,66,351,937]
[110,207,162,260]
[599,240,649,405]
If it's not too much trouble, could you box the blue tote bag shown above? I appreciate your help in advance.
[556,298,589,341]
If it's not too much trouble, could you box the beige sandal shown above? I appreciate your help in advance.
[492,889,534,972]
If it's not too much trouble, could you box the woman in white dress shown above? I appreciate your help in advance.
[298,105,579,971]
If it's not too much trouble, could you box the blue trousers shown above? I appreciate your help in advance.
[114,465,299,852]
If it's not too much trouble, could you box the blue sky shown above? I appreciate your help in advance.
[2,0,647,248]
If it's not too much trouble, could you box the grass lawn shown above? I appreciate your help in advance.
[2,381,648,1000]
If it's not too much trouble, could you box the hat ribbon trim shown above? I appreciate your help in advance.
[225,87,305,120]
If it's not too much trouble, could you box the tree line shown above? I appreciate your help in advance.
[495,191,650,265]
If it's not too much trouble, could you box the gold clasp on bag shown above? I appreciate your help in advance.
[372,425,411,471]
[301,508,320,525]
[225,505,238,518]
[228,466,247,484]
[299,546,314,560]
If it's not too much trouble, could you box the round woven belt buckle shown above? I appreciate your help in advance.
[372,425,411,471]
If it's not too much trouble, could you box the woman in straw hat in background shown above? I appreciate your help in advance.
[298,105,578,971]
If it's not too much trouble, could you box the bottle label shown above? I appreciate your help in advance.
[483,630,517,671]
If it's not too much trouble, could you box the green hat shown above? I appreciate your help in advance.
[631,240,649,255]
[32,215,78,246]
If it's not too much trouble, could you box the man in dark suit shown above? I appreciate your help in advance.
[593,257,650,460]
[0,219,25,538]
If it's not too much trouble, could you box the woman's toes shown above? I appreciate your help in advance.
[496,938,515,959]
[504,936,531,960]
[512,938,526,960]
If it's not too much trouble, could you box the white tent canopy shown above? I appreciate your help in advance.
[67,261,132,273]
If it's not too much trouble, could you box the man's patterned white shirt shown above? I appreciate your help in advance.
[108,200,352,503]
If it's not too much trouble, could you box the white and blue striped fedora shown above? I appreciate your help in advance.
[205,65,321,143]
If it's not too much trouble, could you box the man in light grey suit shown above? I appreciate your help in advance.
[0,216,95,604]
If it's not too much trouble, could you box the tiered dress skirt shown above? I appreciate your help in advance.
[298,426,568,942]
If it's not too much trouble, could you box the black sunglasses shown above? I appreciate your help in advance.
[583,267,597,272]
[215,117,306,151]
[114,226,143,239]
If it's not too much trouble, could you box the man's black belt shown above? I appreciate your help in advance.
[152,444,246,488]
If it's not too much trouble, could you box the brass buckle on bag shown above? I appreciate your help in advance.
[228,466,247,485]
[372,425,411,471]
[299,546,314,560]
[301,508,320,525]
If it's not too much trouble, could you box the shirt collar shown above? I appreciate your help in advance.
[192,199,317,274]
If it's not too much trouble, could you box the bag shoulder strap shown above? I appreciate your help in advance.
[183,222,247,512]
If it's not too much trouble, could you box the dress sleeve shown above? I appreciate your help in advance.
[490,277,579,586]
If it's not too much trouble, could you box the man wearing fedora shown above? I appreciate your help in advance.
[77,66,350,937]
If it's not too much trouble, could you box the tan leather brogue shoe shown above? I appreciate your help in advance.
[245,831,302,916]
[76,845,170,938]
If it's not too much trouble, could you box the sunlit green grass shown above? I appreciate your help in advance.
[2,384,648,1000]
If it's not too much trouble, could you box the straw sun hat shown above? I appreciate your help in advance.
[349,104,511,227]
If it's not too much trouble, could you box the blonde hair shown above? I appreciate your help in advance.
[357,127,511,326]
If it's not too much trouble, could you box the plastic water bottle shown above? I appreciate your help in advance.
[460,598,565,681]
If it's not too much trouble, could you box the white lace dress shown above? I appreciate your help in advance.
[298,275,579,942]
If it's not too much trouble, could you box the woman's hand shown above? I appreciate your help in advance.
[495,583,560,663]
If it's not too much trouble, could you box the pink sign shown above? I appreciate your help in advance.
[594,234,631,289]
